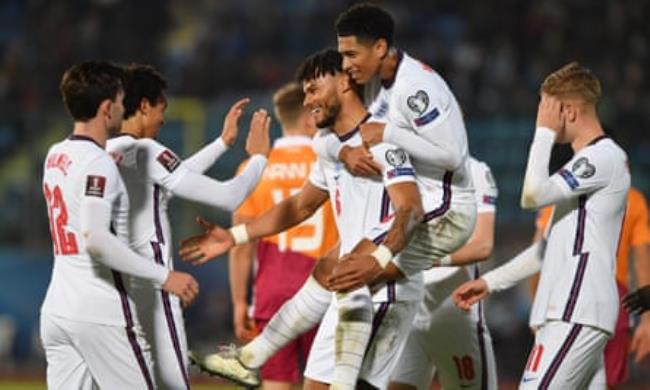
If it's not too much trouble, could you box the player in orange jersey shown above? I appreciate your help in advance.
[534,186,650,388]
[228,82,338,390]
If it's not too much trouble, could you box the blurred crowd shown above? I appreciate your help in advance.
[1,0,649,152]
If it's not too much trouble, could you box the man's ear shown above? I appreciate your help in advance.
[339,73,355,93]
[99,99,112,119]
[563,102,578,123]
[374,38,388,59]
[139,98,151,115]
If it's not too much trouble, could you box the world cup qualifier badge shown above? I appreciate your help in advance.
[407,90,429,115]
[85,175,107,198]
[571,157,596,179]
[157,149,181,173]
[385,149,407,167]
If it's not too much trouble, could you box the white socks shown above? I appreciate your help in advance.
[333,286,373,389]
[240,275,331,368]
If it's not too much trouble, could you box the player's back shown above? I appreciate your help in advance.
[41,135,133,326]
[239,136,338,259]
[368,52,473,204]
[531,137,630,334]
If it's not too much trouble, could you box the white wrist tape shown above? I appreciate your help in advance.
[229,224,250,245]
[371,244,393,268]
[438,254,453,266]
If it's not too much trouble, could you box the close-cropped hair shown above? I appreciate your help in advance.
[123,63,168,119]
[541,62,602,106]
[335,3,395,46]
[273,82,306,128]
[59,61,125,121]
[296,49,343,84]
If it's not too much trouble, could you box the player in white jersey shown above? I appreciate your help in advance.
[105,64,270,390]
[453,62,630,389]
[40,61,198,390]
[311,4,474,206]
[388,157,498,390]
[181,49,473,389]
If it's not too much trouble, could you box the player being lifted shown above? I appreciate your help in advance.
[454,62,630,389]
[106,63,271,390]
[40,61,197,389]
[184,48,475,389]
[314,4,478,386]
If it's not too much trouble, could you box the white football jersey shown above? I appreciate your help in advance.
[368,52,474,205]
[41,135,136,326]
[423,157,498,284]
[530,137,629,333]
[106,135,189,271]
[310,119,423,302]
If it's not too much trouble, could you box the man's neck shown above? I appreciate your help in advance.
[571,117,605,152]
[283,126,314,138]
[120,118,144,138]
[72,119,108,148]
[378,48,400,82]
[331,99,368,136]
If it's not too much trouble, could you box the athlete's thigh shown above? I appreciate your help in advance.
[41,314,96,390]
[427,302,495,389]
[389,324,435,389]
[359,300,418,389]
[402,204,476,270]
[519,321,608,389]
[74,320,156,390]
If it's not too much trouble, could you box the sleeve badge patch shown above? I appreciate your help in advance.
[571,157,596,179]
[156,149,181,173]
[558,168,580,190]
[385,149,407,167]
[85,175,107,198]
[407,90,429,115]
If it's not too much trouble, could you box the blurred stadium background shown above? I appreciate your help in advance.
[1,0,649,388]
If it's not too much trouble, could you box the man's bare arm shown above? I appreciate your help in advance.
[245,181,329,240]
[441,212,495,266]
[381,181,424,255]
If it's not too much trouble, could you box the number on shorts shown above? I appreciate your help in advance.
[453,355,475,380]
[525,344,544,372]
[44,184,79,255]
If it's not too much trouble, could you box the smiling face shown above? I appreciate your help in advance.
[337,35,387,85]
[302,74,342,129]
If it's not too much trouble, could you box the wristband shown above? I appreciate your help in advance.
[370,244,393,268]
[431,254,453,267]
[229,224,250,245]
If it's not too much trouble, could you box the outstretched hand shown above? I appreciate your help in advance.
[623,285,650,315]
[179,217,235,265]
[452,279,490,311]
[245,109,271,157]
[221,98,251,147]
